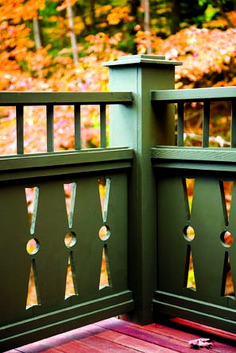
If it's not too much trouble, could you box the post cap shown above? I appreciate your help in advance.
[103,54,182,67]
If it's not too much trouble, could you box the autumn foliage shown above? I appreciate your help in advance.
[1,1,236,153]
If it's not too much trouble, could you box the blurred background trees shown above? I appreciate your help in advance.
[0,0,236,150]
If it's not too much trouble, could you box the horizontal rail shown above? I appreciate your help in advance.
[151,146,236,163]
[0,92,133,153]
[151,87,236,103]
[0,148,133,181]
[152,87,236,148]
[0,92,133,106]
[151,146,236,172]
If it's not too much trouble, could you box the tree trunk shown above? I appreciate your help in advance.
[141,0,151,53]
[170,0,180,34]
[89,0,96,28]
[129,0,141,17]
[66,0,78,65]
[33,14,42,49]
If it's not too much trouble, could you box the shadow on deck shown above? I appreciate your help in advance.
[4,317,236,353]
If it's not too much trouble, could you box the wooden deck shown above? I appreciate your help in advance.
[4,317,236,353]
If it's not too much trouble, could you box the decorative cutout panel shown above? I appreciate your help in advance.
[25,187,39,235]
[157,175,236,307]
[184,244,196,290]
[222,252,235,297]
[25,187,41,309]
[98,177,112,290]
[99,245,112,289]
[65,252,78,299]
[182,178,196,291]
[26,260,40,308]
[64,183,77,229]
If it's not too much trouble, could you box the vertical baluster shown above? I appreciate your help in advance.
[100,103,106,148]
[16,104,24,154]
[47,104,54,152]
[203,100,210,148]
[177,102,184,146]
[74,104,81,150]
[231,99,236,148]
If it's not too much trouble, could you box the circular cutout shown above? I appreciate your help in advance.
[220,230,233,247]
[64,231,77,248]
[99,225,111,241]
[183,225,195,241]
[26,238,40,255]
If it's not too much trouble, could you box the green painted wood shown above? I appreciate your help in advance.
[1,291,134,351]
[0,185,30,326]
[203,101,210,147]
[31,181,69,311]
[177,102,184,147]
[0,170,133,350]
[190,177,225,299]
[152,146,236,163]
[151,86,236,102]
[227,182,236,310]
[74,104,81,150]
[106,55,178,324]
[231,99,236,148]
[104,54,181,67]
[0,92,133,105]
[0,148,133,181]
[16,104,24,154]
[154,168,236,330]
[46,104,54,152]
[153,291,236,333]
[156,176,188,295]
[72,176,104,298]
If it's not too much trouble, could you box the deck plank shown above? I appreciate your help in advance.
[95,329,175,353]
[3,317,236,353]
[97,318,194,353]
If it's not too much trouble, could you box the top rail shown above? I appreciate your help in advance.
[151,87,236,148]
[151,86,236,103]
[0,91,133,154]
[0,92,133,106]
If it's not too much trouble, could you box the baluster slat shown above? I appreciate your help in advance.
[231,99,236,148]
[203,101,210,148]
[16,104,24,154]
[100,103,106,148]
[177,102,184,146]
[74,104,81,150]
[47,104,54,152]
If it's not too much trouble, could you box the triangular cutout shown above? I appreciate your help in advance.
[222,181,233,225]
[65,252,78,299]
[25,187,39,235]
[98,178,111,223]
[64,183,76,228]
[222,252,235,297]
[182,178,195,219]
[184,245,196,290]
[26,260,40,309]
[99,245,112,290]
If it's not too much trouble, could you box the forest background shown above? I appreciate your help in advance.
[1,0,236,152]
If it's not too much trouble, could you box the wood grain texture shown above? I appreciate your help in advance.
[4,317,236,353]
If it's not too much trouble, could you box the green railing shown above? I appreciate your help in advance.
[1,54,236,351]
[151,86,236,333]
[0,91,134,351]
[0,91,133,152]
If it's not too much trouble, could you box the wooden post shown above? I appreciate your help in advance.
[105,55,180,324]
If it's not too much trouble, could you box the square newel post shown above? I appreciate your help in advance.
[104,55,180,324]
